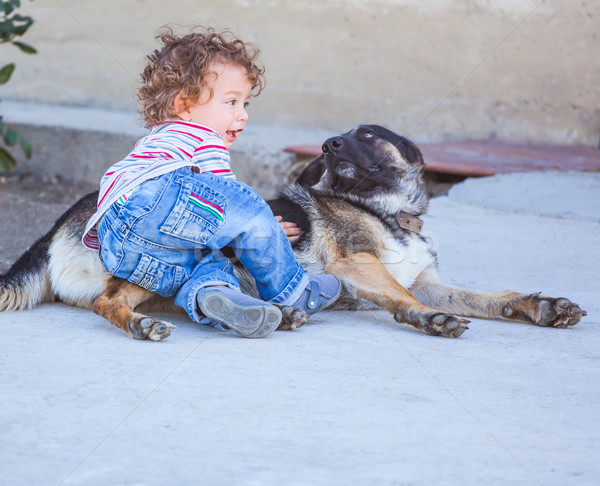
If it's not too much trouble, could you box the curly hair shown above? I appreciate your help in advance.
[137,26,265,128]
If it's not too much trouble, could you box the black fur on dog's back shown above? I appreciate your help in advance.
[266,197,311,246]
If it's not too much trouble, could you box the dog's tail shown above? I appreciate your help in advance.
[0,231,54,311]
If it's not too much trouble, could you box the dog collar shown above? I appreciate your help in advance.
[395,211,424,235]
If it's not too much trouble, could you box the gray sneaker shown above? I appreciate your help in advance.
[291,274,342,315]
[197,288,282,338]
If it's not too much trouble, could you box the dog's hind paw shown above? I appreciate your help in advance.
[129,317,176,341]
[274,304,308,331]
[532,295,586,328]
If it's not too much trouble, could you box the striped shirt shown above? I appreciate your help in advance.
[82,120,235,250]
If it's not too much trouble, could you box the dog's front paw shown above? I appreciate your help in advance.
[502,293,586,328]
[425,313,470,338]
[395,311,469,338]
[533,294,585,328]
[129,317,175,341]
[274,305,308,331]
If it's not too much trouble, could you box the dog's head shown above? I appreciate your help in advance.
[296,125,428,215]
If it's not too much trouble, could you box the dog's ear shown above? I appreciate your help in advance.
[296,154,326,187]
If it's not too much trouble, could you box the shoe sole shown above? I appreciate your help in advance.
[197,291,282,338]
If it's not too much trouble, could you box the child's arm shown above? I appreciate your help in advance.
[275,216,302,244]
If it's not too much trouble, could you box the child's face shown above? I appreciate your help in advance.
[178,62,253,148]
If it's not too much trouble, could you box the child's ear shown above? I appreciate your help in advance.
[174,94,191,121]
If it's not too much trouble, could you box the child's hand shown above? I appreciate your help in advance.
[275,215,302,244]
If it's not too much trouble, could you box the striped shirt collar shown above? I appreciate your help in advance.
[152,120,221,137]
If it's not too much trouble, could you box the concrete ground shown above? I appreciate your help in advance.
[1,171,599,486]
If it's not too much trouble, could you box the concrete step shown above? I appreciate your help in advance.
[5,101,598,198]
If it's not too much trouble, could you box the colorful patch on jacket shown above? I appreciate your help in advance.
[188,192,225,221]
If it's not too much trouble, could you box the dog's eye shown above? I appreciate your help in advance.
[362,131,374,139]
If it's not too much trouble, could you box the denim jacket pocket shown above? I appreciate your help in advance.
[159,180,227,245]
[96,209,126,275]
[129,254,187,298]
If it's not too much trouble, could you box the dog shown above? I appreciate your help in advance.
[0,125,586,340]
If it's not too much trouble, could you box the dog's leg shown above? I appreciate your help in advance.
[92,277,175,341]
[410,268,586,328]
[326,252,469,338]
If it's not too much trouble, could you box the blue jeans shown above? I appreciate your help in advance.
[96,168,309,325]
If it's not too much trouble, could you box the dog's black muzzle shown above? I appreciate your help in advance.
[322,135,366,191]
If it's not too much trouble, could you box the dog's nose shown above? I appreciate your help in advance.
[322,136,344,155]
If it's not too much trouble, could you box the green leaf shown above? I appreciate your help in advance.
[4,3,15,16]
[0,147,17,173]
[13,41,36,54]
[10,1,23,9]
[10,14,33,22]
[0,63,15,84]
[4,126,18,145]
[11,17,33,36]
[0,20,15,38]
[18,133,32,158]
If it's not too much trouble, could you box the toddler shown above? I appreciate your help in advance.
[82,27,340,338]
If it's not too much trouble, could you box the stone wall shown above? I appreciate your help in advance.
[3,0,599,145]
